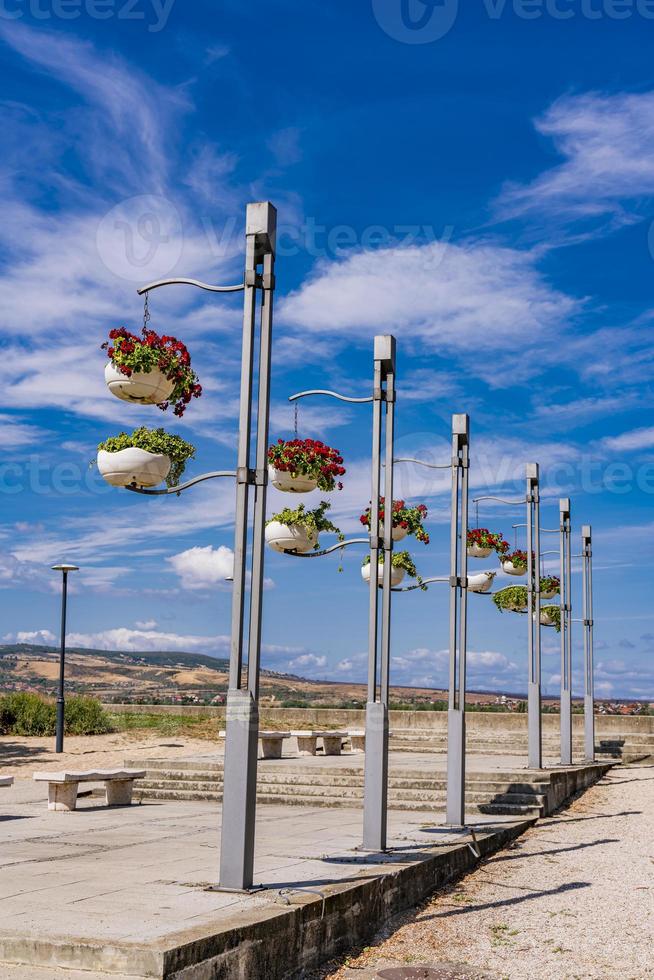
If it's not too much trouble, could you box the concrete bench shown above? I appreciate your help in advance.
[33,769,145,811]
[0,777,14,787]
[348,730,366,752]
[291,730,320,756]
[219,730,292,759]
[315,731,348,756]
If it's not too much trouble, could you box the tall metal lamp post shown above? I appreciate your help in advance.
[559,499,573,766]
[581,525,595,762]
[51,564,79,754]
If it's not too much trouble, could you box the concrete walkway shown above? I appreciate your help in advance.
[318,762,654,980]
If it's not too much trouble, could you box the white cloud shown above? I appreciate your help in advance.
[65,627,229,654]
[496,90,654,227]
[167,545,234,590]
[8,629,56,645]
[280,240,579,352]
[135,619,157,631]
[602,426,654,453]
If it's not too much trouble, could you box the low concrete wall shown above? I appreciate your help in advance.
[104,703,654,737]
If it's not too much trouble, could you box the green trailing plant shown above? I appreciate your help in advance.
[359,498,430,544]
[266,501,344,547]
[97,427,196,488]
[362,550,425,589]
[541,604,561,632]
[493,585,528,613]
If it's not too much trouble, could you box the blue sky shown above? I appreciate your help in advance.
[1,1,654,699]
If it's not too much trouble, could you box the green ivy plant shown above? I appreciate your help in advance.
[362,550,425,589]
[493,585,528,612]
[541,604,561,632]
[266,501,344,546]
[96,427,196,488]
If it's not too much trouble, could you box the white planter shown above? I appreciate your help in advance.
[540,609,558,627]
[265,521,317,554]
[361,563,406,588]
[97,448,171,488]
[506,601,528,613]
[502,560,526,577]
[541,588,559,600]
[467,571,495,594]
[376,523,408,542]
[105,362,175,405]
[467,544,493,559]
[268,465,317,494]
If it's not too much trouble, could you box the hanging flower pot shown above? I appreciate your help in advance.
[104,362,175,405]
[102,327,202,416]
[492,585,528,613]
[361,550,423,590]
[540,605,561,631]
[540,575,561,601]
[359,498,430,545]
[95,427,195,489]
[467,528,509,560]
[265,501,342,554]
[468,571,496,594]
[501,550,529,577]
[267,438,346,493]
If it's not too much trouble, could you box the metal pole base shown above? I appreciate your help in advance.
[218,689,259,891]
[446,708,465,827]
[560,690,572,766]
[584,694,595,763]
[55,699,65,754]
[527,682,542,769]
[362,701,388,852]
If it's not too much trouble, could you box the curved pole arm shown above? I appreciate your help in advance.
[513,523,559,533]
[473,495,526,506]
[137,278,244,295]
[124,470,236,497]
[288,389,373,405]
[391,575,448,592]
[392,457,451,470]
[281,537,369,557]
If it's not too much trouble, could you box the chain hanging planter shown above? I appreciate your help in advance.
[501,549,529,577]
[95,427,195,489]
[101,295,202,415]
[467,528,509,560]
[359,498,430,545]
[267,437,346,494]
[492,585,528,613]
[265,501,342,554]
[540,605,561,630]
[540,575,561,600]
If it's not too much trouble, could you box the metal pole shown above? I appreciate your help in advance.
[219,202,276,891]
[363,335,396,852]
[582,525,595,762]
[56,572,68,754]
[446,414,470,827]
[559,499,572,766]
[526,463,542,769]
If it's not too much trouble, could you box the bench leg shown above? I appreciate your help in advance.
[351,736,366,752]
[105,779,134,806]
[322,736,343,756]
[48,782,78,812]
[260,737,283,759]
[296,736,317,756]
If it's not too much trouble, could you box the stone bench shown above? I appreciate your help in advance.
[0,777,13,787]
[219,730,292,759]
[348,730,366,752]
[33,769,146,812]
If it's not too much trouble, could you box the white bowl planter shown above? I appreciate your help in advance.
[105,362,175,405]
[467,544,493,559]
[540,609,558,626]
[502,560,526,577]
[541,588,559,600]
[467,572,495,594]
[97,448,171,488]
[361,563,406,588]
[265,521,317,554]
[377,523,408,542]
[268,465,317,494]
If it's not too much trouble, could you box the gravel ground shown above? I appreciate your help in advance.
[317,763,654,980]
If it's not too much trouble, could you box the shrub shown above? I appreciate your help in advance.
[0,693,113,736]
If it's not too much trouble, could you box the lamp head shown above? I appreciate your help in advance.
[51,564,80,573]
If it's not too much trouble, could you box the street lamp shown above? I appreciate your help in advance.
[51,564,79,754]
